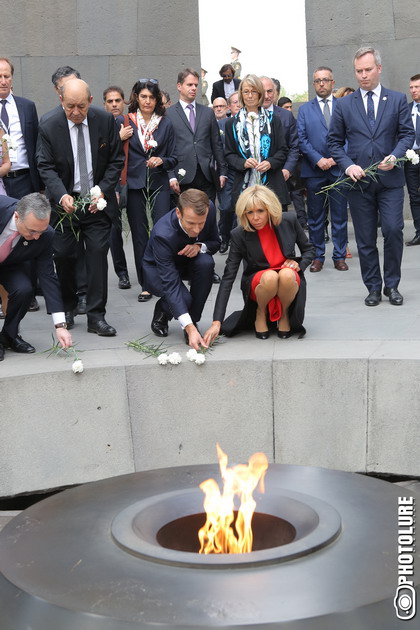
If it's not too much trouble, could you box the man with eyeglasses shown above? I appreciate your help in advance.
[211,64,240,104]
[297,66,349,273]
[0,193,73,360]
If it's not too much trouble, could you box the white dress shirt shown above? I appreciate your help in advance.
[67,118,93,192]
[360,84,382,117]
[1,93,29,169]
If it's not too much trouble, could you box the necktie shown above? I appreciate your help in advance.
[187,104,195,132]
[367,91,375,130]
[416,104,420,146]
[0,99,9,133]
[322,99,330,127]
[0,231,19,263]
[76,123,89,196]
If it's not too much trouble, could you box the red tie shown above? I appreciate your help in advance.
[0,231,19,263]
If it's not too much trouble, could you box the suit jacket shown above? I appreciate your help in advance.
[13,96,42,192]
[166,102,227,184]
[328,87,415,188]
[211,79,241,103]
[297,96,342,178]
[36,107,124,221]
[142,203,220,318]
[117,114,177,190]
[213,212,314,334]
[272,105,299,174]
[224,111,290,205]
[0,195,63,313]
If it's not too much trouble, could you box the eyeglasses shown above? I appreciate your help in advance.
[138,78,158,85]
[242,90,259,97]
[222,74,233,79]
[313,78,333,85]
[213,105,226,109]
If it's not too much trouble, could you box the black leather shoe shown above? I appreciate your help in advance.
[28,298,39,312]
[384,287,403,305]
[77,294,87,314]
[255,331,270,340]
[151,300,169,337]
[213,273,221,284]
[219,241,229,254]
[118,273,131,289]
[364,290,382,307]
[1,332,35,353]
[406,235,420,246]
[87,320,117,336]
[65,311,75,329]
[0,344,4,361]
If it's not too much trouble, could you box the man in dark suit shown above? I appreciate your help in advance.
[166,68,227,203]
[142,189,220,349]
[0,57,41,198]
[0,193,72,361]
[328,47,414,306]
[404,73,420,246]
[211,64,241,104]
[37,79,124,335]
[297,67,348,272]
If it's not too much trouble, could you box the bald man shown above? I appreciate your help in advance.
[37,79,124,336]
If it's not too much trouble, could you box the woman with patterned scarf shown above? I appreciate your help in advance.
[224,74,290,213]
[119,79,177,301]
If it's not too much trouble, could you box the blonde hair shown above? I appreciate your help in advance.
[238,74,265,108]
[235,185,282,232]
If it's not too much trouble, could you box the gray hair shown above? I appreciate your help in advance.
[16,193,51,221]
[354,46,381,66]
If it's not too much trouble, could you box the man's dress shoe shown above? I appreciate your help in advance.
[0,343,4,361]
[213,273,221,284]
[151,300,169,337]
[0,332,35,353]
[406,235,420,246]
[364,290,382,307]
[334,259,349,271]
[77,294,87,314]
[383,287,403,305]
[310,260,323,273]
[28,298,39,312]
[65,311,75,329]
[219,241,229,254]
[118,273,131,289]
[87,320,117,336]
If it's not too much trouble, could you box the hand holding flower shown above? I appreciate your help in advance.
[378,155,396,171]
[255,160,272,173]
[184,324,208,351]
[56,327,73,349]
[60,194,77,214]
[203,321,221,346]
[244,157,259,169]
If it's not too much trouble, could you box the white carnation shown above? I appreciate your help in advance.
[406,149,416,161]
[186,349,198,361]
[178,168,186,177]
[96,197,107,211]
[72,359,84,373]
[157,353,169,365]
[168,352,182,365]
[194,353,206,365]
[148,140,158,148]
[411,154,420,165]
[90,185,102,199]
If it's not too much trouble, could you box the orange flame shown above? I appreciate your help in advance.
[198,444,268,554]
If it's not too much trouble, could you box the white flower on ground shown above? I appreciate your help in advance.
[178,168,186,177]
[157,353,169,365]
[148,140,158,148]
[96,197,107,211]
[72,359,84,373]
[194,353,206,365]
[168,352,182,365]
[186,348,198,361]
[90,185,102,199]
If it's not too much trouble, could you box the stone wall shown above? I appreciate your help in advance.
[305,0,420,95]
[0,0,200,115]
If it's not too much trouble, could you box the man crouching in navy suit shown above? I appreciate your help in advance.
[142,189,220,349]
[0,193,73,360]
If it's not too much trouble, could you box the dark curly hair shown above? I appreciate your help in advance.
[127,80,165,116]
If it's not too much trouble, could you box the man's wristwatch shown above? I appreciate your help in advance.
[55,322,68,329]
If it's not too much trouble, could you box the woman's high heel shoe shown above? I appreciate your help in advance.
[277,330,292,339]
[256,330,270,340]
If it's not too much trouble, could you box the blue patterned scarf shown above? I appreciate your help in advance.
[232,107,272,188]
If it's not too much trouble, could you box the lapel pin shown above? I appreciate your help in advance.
[23,241,28,246]
[382,96,387,101]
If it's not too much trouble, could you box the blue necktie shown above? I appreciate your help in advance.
[416,104,420,146]
[367,91,375,130]
[0,99,9,133]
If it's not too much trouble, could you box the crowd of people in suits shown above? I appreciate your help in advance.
[0,45,418,359]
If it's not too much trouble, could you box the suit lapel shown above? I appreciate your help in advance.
[311,98,327,130]
[373,87,388,133]
[353,89,372,134]
[87,109,98,176]
[175,102,193,134]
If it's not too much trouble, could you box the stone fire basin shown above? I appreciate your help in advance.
[0,464,418,628]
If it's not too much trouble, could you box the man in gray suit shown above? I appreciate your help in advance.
[166,68,227,203]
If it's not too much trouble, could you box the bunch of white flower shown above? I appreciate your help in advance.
[157,352,182,365]
[186,349,206,365]
[405,149,420,165]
